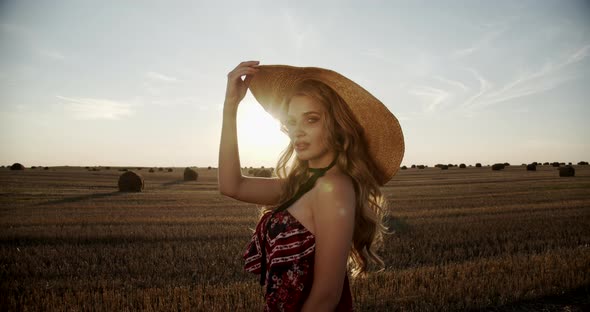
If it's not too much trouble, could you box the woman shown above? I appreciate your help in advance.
[219,61,404,311]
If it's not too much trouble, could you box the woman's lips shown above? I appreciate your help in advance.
[295,143,309,151]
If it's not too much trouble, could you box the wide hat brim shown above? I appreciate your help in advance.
[248,65,404,185]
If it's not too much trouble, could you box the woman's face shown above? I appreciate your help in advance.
[285,95,334,166]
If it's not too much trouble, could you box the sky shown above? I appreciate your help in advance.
[1,0,589,168]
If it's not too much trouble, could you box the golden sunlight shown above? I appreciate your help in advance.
[236,99,290,166]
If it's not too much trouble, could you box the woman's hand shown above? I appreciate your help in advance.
[224,60,260,110]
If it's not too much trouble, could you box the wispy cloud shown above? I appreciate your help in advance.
[462,44,589,110]
[1,23,66,61]
[146,71,179,82]
[57,96,136,120]
[408,85,451,113]
[39,49,65,61]
[452,21,510,59]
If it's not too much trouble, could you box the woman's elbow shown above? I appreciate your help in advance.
[302,291,341,311]
[218,185,236,198]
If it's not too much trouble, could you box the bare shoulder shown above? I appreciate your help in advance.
[313,172,356,212]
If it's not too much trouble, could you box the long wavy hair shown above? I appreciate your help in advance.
[263,79,388,277]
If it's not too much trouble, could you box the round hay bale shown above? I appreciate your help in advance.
[254,168,272,177]
[411,165,416,168]
[475,163,482,168]
[184,167,198,181]
[10,163,25,170]
[559,166,575,177]
[401,165,407,170]
[118,171,144,192]
[440,165,448,170]
[459,164,466,168]
[526,164,536,171]
[492,163,505,171]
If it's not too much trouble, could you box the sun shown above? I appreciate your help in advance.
[236,98,290,167]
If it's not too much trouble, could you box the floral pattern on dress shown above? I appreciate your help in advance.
[244,210,353,312]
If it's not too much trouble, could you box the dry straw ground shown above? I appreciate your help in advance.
[0,165,589,311]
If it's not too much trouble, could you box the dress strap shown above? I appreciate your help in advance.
[274,155,339,213]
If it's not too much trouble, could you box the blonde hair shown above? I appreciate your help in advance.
[264,79,388,277]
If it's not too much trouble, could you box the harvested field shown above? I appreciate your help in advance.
[1,165,589,311]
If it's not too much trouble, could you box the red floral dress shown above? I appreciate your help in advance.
[244,210,353,311]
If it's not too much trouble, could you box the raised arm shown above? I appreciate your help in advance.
[218,61,284,205]
[302,175,355,311]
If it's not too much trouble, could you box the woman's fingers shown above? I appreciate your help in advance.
[228,67,259,81]
[224,61,260,105]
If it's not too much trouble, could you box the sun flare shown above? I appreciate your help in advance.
[237,99,290,167]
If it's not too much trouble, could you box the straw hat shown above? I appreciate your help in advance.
[248,65,404,185]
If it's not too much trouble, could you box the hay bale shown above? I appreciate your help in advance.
[10,163,25,170]
[559,166,575,177]
[411,165,416,168]
[475,163,482,168]
[118,171,144,192]
[492,163,505,171]
[401,166,407,170]
[459,164,466,168]
[184,167,198,181]
[254,168,272,177]
[526,164,536,171]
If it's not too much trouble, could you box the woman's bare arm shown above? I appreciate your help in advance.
[218,61,284,205]
[301,175,355,311]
